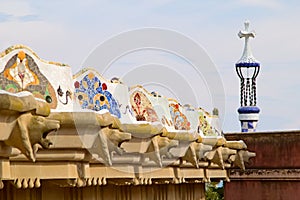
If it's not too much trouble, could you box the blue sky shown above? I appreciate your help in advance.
[0,0,299,132]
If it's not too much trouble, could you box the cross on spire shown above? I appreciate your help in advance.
[236,20,259,64]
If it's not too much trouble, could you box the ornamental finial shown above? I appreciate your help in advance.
[236,20,259,65]
[244,20,250,32]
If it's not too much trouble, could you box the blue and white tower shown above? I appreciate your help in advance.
[236,21,260,132]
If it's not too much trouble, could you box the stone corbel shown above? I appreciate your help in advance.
[221,147,237,163]
[89,126,131,166]
[229,150,256,170]
[182,142,199,168]
[224,140,247,150]
[204,147,237,169]
[0,92,59,161]
[3,112,59,162]
[205,147,225,169]
[143,135,179,167]
[158,136,178,159]
[223,140,255,170]
[183,140,225,168]
[162,130,199,167]
[143,135,163,167]
[194,142,213,161]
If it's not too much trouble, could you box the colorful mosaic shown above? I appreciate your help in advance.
[130,91,159,122]
[74,72,121,118]
[198,113,214,136]
[0,51,57,108]
[169,103,190,130]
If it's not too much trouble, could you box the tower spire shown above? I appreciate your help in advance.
[235,21,261,132]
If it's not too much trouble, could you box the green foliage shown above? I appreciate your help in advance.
[205,182,224,200]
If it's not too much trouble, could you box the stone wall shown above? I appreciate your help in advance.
[224,131,300,200]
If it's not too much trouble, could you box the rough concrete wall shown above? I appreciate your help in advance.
[224,131,300,200]
[225,181,300,200]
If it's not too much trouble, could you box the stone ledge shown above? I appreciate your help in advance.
[229,168,300,180]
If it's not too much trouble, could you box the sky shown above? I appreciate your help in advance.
[0,0,299,132]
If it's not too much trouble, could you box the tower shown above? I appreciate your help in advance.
[236,21,260,132]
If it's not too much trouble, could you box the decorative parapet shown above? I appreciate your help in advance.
[0,45,255,189]
[0,45,74,111]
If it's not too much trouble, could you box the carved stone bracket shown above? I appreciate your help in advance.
[204,148,255,171]
[0,92,60,162]
[89,126,131,166]
[143,135,179,167]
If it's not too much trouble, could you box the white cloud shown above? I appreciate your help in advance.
[0,0,34,17]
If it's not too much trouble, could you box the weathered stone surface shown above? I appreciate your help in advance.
[225,131,300,168]
[225,131,300,200]
[225,180,300,200]
[0,91,59,161]
[4,112,59,161]
[0,92,50,116]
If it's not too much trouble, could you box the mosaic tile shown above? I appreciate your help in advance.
[169,103,191,130]
[198,112,214,136]
[74,72,121,118]
[0,51,57,108]
[130,91,159,122]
